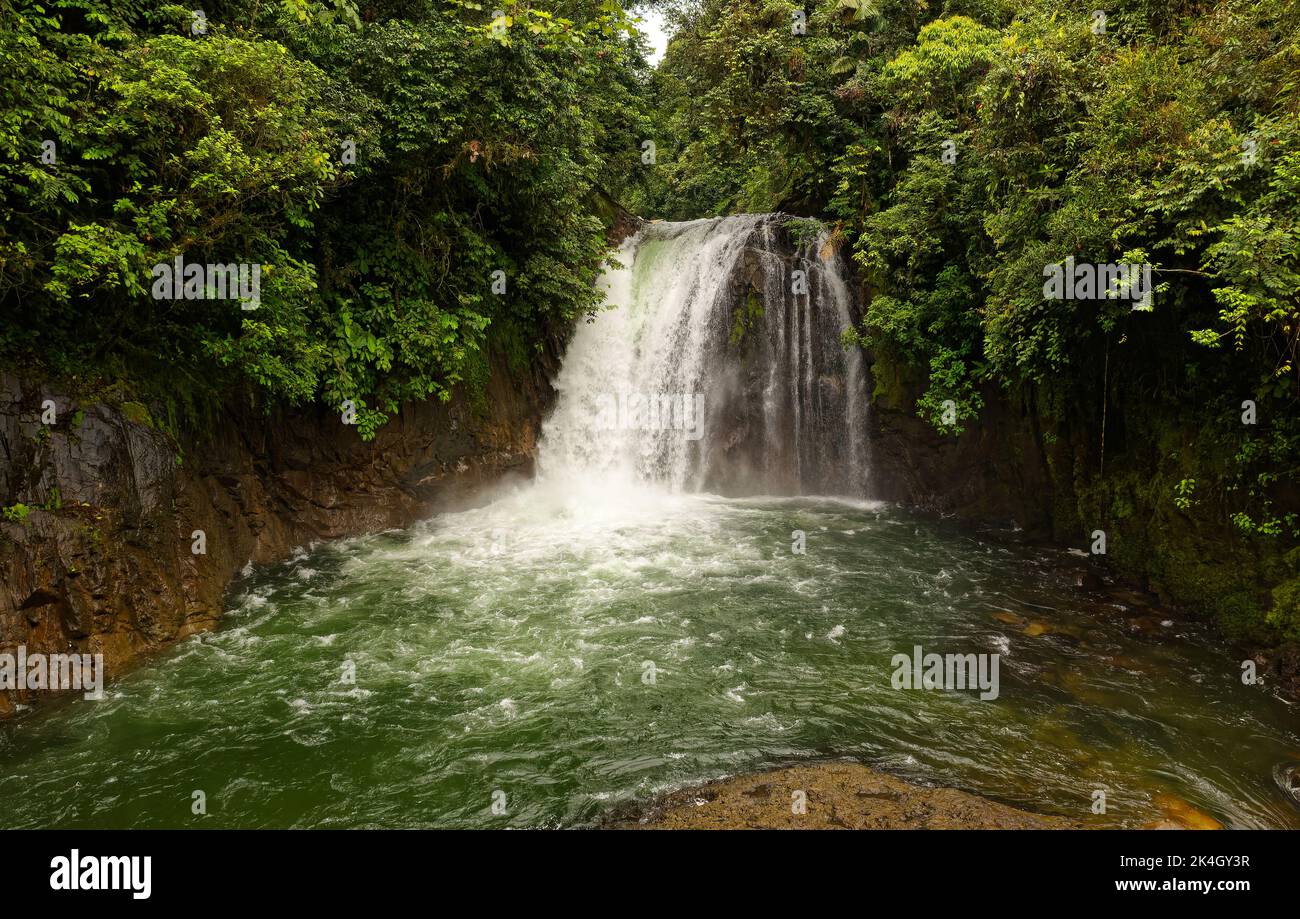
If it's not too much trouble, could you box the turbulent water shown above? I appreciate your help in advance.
[2,216,1298,829]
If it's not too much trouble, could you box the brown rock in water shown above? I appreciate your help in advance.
[1152,792,1223,830]
[1023,620,1085,640]
[620,762,1084,829]
[1107,587,1160,608]
[1271,763,1300,805]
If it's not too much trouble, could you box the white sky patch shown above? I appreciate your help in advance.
[634,6,670,65]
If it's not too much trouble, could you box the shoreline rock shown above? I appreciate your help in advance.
[616,762,1086,830]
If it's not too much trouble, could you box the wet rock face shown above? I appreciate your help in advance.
[671,220,870,497]
[0,359,552,716]
[864,373,1061,536]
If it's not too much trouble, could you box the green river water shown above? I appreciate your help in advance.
[1,485,1297,828]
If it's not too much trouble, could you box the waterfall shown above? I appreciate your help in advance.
[538,214,870,497]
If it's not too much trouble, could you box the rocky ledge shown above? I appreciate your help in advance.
[619,762,1082,830]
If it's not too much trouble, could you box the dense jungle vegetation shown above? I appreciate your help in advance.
[0,0,653,437]
[2,0,1298,644]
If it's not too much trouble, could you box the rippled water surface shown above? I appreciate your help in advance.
[2,484,1298,828]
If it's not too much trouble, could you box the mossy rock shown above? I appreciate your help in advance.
[119,401,155,428]
[1268,567,1300,642]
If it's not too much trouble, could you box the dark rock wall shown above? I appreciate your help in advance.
[863,352,1300,694]
[866,372,1064,539]
[0,356,553,716]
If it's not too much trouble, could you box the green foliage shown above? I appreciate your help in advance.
[0,0,652,436]
[784,217,826,246]
[119,401,153,426]
[1,503,31,524]
[627,0,876,217]
[0,480,61,524]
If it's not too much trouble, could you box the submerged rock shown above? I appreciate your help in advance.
[1150,792,1223,830]
[1022,619,1083,640]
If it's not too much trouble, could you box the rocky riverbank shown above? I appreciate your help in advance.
[619,761,1236,829]
[0,355,554,717]
[619,762,1083,829]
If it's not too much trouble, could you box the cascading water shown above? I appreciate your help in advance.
[539,215,870,496]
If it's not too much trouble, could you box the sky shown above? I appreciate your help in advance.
[634,6,671,65]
